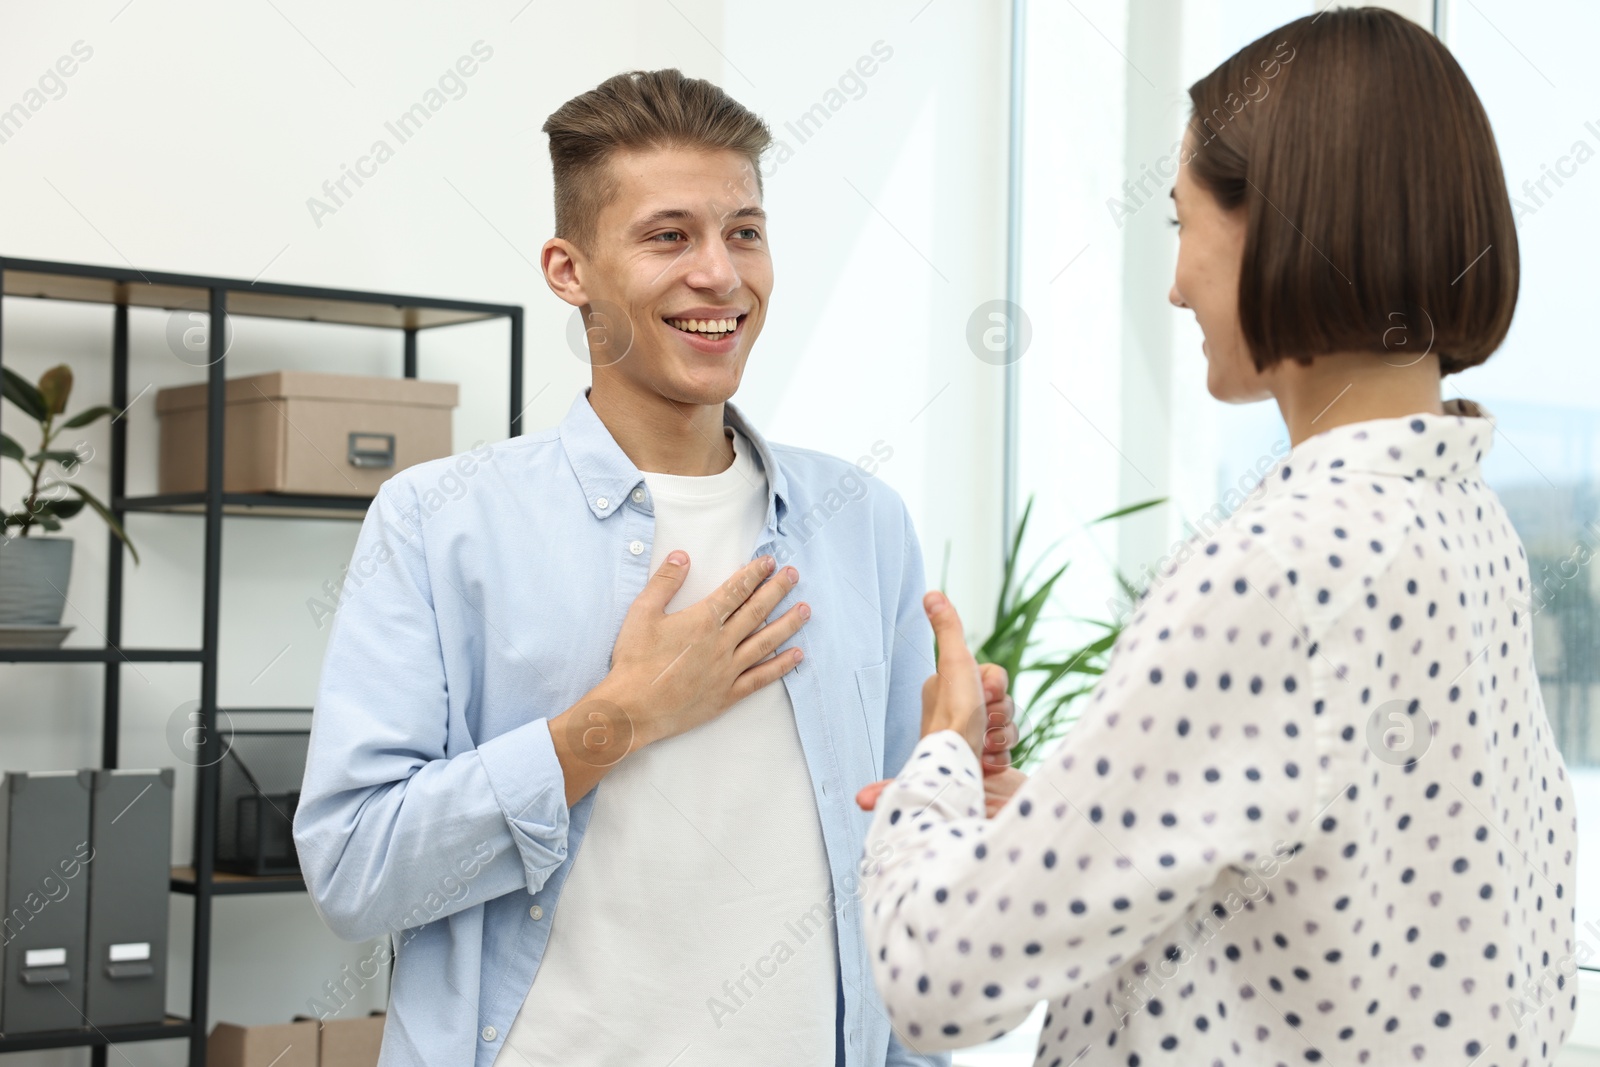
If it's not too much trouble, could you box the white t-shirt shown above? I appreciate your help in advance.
[494,427,838,1067]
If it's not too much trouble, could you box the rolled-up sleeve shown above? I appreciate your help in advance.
[294,477,570,943]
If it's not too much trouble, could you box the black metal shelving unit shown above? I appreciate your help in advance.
[0,256,524,1066]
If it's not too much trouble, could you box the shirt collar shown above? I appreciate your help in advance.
[1274,397,1496,491]
[556,388,791,534]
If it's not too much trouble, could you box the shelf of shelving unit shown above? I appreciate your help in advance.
[118,492,376,520]
[0,647,205,663]
[0,1017,193,1054]
[169,866,307,896]
[0,255,524,1066]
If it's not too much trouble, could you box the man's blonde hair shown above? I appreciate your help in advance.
[543,69,772,250]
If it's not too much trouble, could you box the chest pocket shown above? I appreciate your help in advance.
[854,660,888,782]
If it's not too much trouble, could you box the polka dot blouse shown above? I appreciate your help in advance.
[862,402,1580,1066]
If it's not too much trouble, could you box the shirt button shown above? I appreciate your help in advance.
[481,1026,497,1041]
[529,905,544,920]
[629,540,644,556]
[595,497,609,510]
[631,487,646,503]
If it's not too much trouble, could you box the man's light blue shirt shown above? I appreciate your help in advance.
[294,389,949,1067]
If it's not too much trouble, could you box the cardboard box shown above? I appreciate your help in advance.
[156,371,458,496]
[207,1019,319,1067]
[295,1011,386,1067]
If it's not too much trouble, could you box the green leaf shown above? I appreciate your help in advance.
[2,366,48,422]
[61,483,140,564]
[1089,497,1167,525]
[28,450,83,467]
[37,365,73,415]
[32,499,86,521]
[995,496,1036,621]
[62,404,118,429]
[1013,534,1071,597]
[0,433,23,462]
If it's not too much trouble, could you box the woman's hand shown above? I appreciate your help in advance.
[857,591,1024,815]
[981,766,1029,817]
[919,591,987,754]
[923,592,1020,772]
[978,663,1020,773]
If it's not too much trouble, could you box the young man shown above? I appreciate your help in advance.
[295,69,1006,1067]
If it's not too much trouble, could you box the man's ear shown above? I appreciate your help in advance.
[542,237,590,309]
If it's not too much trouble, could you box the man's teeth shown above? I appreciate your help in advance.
[667,317,739,334]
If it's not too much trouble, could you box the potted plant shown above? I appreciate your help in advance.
[950,494,1162,769]
[1,363,136,642]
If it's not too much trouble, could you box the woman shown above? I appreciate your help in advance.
[857,8,1580,1066]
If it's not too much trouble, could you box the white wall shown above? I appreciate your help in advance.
[0,2,1009,1063]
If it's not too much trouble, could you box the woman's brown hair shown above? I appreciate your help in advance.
[1186,7,1518,375]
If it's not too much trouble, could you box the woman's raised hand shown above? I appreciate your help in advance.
[856,591,1024,814]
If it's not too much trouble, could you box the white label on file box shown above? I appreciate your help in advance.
[109,942,151,962]
[24,948,67,967]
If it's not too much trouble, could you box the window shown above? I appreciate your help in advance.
[1439,0,1600,965]
[1016,0,1597,962]
[981,0,1598,1061]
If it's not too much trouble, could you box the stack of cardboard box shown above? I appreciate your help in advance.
[208,1012,385,1067]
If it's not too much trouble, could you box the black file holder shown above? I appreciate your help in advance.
[216,730,309,876]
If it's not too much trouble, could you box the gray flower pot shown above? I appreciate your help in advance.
[0,535,74,625]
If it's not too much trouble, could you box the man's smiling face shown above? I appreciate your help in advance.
[573,145,772,406]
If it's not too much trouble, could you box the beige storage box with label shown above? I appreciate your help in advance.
[294,1012,386,1067]
[207,1019,319,1067]
[156,371,458,496]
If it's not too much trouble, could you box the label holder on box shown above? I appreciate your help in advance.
[347,432,396,469]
